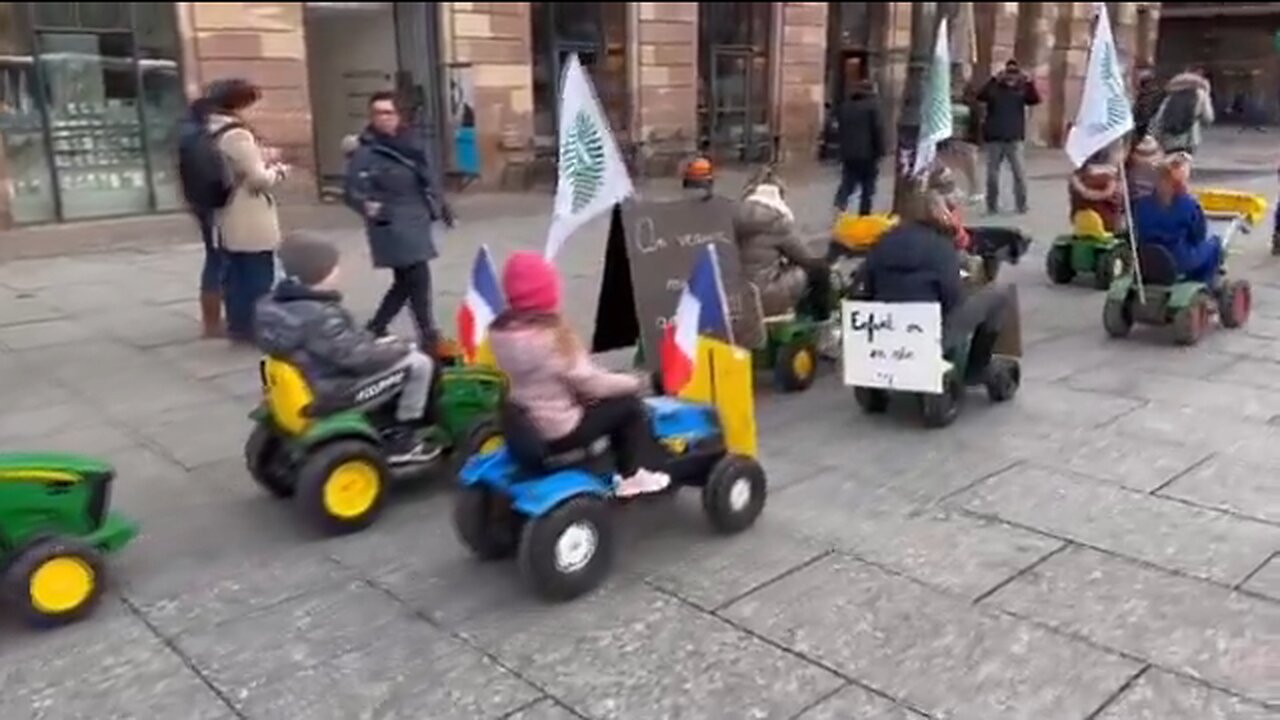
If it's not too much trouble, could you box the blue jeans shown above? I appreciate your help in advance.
[197,211,225,293]
[224,251,275,341]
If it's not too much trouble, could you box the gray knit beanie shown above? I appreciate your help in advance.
[279,232,339,286]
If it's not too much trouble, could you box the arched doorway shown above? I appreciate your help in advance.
[697,3,774,163]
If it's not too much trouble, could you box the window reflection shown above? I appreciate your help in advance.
[0,3,55,223]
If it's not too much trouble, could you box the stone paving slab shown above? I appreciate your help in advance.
[956,464,1280,585]
[453,585,842,720]
[722,554,1139,720]
[1064,366,1280,424]
[237,621,540,720]
[1096,670,1280,720]
[984,546,1280,706]
[795,684,928,719]
[1243,555,1280,601]
[1156,454,1280,525]
[504,698,584,720]
[1032,433,1211,493]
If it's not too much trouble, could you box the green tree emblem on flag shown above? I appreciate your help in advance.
[1088,41,1130,134]
[560,109,606,213]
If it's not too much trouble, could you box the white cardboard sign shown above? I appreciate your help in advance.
[841,300,946,394]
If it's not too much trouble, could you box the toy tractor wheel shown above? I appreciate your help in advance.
[295,439,388,535]
[1103,294,1134,338]
[453,418,504,473]
[245,423,293,498]
[1094,249,1124,291]
[984,357,1021,403]
[853,387,890,414]
[919,370,963,429]
[702,455,768,534]
[518,495,614,601]
[1173,292,1213,346]
[774,340,818,393]
[453,486,521,560]
[4,538,104,627]
[1046,245,1075,285]
[1219,280,1252,329]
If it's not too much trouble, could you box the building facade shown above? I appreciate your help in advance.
[0,2,1158,229]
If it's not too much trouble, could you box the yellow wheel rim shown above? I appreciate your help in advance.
[791,349,814,381]
[479,435,503,454]
[322,460,381,519]
[29,556,95,615]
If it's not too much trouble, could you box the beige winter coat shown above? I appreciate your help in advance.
[209,113,283,253]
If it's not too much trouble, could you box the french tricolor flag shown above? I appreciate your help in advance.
[456,245,505,364]
[660,245,732,395]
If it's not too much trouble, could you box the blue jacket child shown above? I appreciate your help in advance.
[1132,187,1221,285]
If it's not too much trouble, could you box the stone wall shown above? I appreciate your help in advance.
[635,2,698,168]
[777,2,827,162]
[444,2,534,187]
[179,2,314,193]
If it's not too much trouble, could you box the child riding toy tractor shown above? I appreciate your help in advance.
[454,339,767,601]
[0,454,137,627]
[245,355,503,536]
[1103,189,1263,346]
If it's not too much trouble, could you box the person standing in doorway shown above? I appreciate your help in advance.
[977,59,1041,215]
[833,79,885,216]
[206,79,288,344]
[345,91,455,356]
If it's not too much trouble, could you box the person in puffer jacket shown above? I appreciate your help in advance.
[254,232,436,460]
[1069,147,1125,233]
[487,252,671,499]
[1150,70,1214,155]
[735,169,831,319]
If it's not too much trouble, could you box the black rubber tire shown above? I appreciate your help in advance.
[245,423,293,498]
[452,417,503,475]
[1102,295,1134,338]
[453,486,521,560]
[702,455,768,534]
[1218,280,1252,329]
[1172,292,1211,346]
[984,357,1021,403]
[517,496,614,602]
[919,371,963,429]
[773,340,818,393]
[294,439,388,536]
[1046,246,1075,285]
[1093,249,1120,290]
[4,538,105,628]
[853,386,890,414]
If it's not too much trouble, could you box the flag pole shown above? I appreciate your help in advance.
[1118,157,1146,304]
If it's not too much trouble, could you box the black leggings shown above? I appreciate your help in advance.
[369,261,437,348]
[548,396,659,476]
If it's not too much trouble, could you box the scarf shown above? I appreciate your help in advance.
[363,127,429,170]
[744,183,795,223]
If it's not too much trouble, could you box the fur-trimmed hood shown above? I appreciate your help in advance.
[1165,72,1210,94]
[1070,165,1119,201]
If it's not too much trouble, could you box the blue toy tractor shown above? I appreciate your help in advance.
[453,340,767,601]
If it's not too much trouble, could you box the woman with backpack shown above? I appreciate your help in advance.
[1150,69,1215,156]
[202,79,289,344]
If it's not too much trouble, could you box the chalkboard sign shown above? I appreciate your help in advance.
[592,196,760,370]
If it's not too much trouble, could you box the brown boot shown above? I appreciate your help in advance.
[200,292,225,338]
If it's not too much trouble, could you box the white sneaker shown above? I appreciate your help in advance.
[614,468,672,498]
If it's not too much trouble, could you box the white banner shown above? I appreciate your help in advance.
[841,300,946,394]
[544,54,634,259]
[1064,5,1134,167]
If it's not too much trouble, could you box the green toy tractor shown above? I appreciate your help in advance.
[1046,211,1129,290]
[0,454,137,627]
[245,356,504,536]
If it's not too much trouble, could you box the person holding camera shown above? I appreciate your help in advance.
[977,59,1041,215]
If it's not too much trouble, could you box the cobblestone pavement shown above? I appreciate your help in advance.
[0,130,1277,719]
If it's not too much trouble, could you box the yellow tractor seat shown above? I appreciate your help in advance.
[262,356,315,436]
[1071,210,1109,239]
[833,213,899,251]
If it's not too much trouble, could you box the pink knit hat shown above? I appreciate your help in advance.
[502,251,561,313]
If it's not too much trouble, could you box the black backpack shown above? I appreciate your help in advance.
[1160,88,1199,137]
[178,111,243,211]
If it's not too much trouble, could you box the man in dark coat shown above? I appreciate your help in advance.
[977,59,1041,215]
[1131,66,1164,144]
[833,80,885,216]
[344,90,455,355]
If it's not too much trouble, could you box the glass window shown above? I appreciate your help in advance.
[0,3,56,224]
[38,30,151,219]
[134,3,182,210]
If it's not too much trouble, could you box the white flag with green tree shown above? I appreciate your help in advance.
[913,17,953,178]
[545,54,634,259]
[1064,5,1133,168]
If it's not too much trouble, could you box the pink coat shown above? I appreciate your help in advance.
[488,317,642,440]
